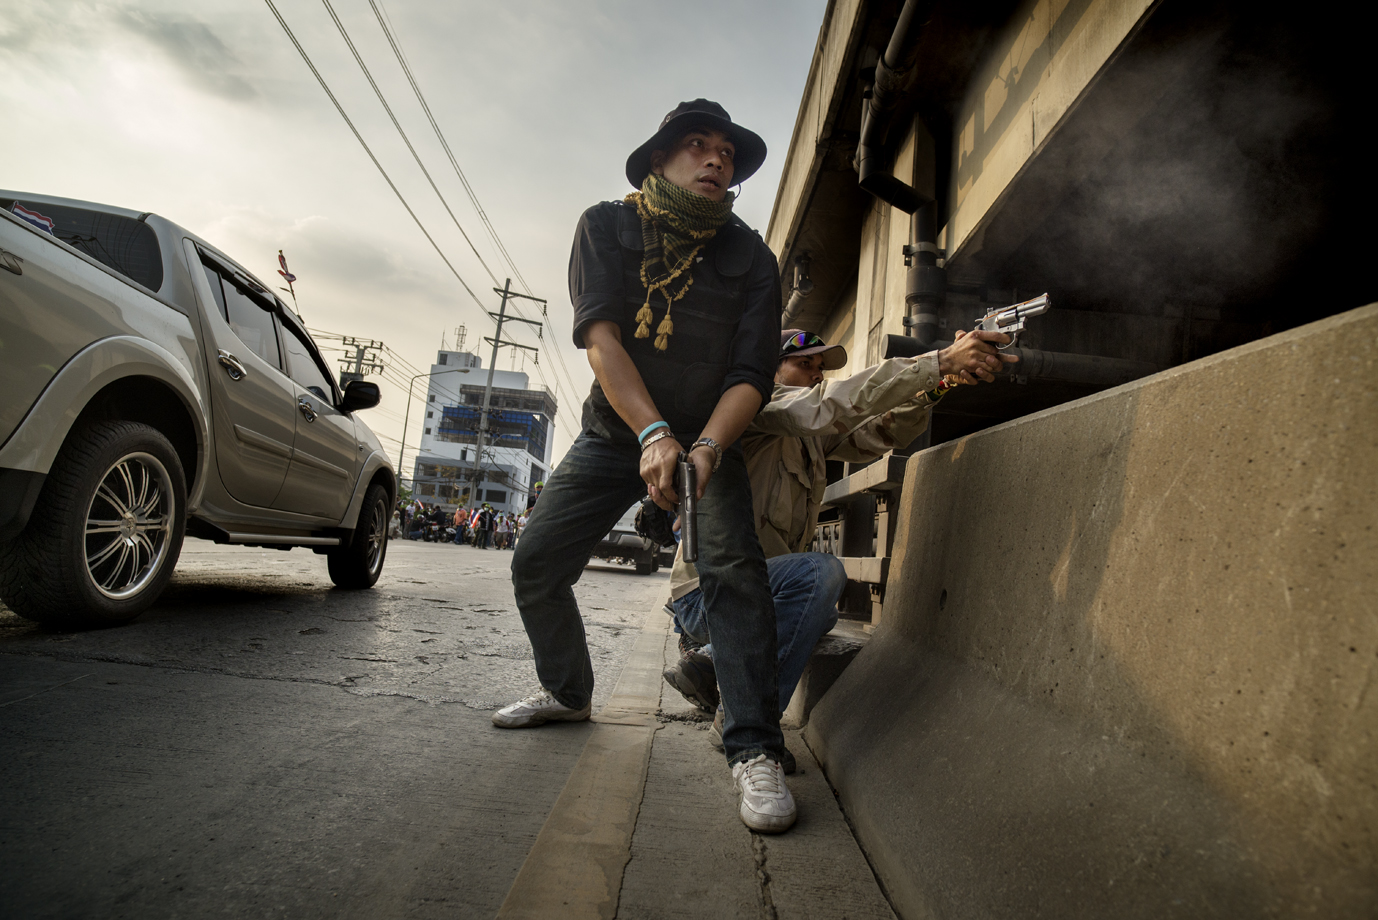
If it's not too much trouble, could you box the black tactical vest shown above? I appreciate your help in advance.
[582,201,757,445]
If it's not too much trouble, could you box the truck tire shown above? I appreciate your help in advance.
[327,483,389,589]
[0,420,186,628]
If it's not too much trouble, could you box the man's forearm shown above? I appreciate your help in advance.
[699,382,763,449]
[583,320,664,434]
[826,401,931,462]
[671,382,761,502]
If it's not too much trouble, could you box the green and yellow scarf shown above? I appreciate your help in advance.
[623,173,735,351]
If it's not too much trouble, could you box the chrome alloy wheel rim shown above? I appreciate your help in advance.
[83,451,174,600]
[365,498,387,576]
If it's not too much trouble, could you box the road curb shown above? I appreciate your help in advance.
[495,603,668,919]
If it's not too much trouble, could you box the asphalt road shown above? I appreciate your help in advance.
[0,538,670,919]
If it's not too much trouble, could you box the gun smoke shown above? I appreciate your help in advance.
[1003,7,1361,329]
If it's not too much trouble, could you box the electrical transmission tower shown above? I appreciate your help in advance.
[339,337,386,386]
[466,279,545,512]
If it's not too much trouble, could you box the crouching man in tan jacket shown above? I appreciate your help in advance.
[663,327,1015,771]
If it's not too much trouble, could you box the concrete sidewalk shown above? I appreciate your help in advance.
[497,604,896,920]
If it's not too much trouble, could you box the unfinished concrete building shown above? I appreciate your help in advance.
[768,0,1376,916]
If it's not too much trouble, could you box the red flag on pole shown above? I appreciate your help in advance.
[277,250,297,284]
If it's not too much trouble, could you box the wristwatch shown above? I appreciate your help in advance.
[690,437,723,472]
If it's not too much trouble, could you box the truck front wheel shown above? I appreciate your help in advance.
[0,420,186,628]
[327,483,389,589]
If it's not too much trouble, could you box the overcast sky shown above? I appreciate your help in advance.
[1,0,826,473]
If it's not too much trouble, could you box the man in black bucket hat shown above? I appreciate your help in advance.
[624,98,768,189]
[497,100,797,832]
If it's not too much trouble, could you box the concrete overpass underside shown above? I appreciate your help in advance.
[765,1,1377,917]
[769,0,1375,442]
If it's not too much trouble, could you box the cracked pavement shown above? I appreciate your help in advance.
[0,538,670,919]
[0,539,658,712]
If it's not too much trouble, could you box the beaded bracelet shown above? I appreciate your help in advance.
[924,374,962,402]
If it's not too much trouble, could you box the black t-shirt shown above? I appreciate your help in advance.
[568,201,780,444]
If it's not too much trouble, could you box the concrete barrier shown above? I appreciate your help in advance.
[806,304,1378,919]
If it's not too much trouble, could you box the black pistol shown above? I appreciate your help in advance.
[677,451,698,563]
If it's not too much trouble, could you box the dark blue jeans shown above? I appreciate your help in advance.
[673,551,844,715]
[511,431,783,765]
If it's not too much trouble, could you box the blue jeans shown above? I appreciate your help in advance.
[674,552,844,715]
[511,431,783,765]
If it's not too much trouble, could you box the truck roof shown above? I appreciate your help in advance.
[1,188,281,307]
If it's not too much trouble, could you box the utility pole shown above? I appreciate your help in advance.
[467,278,544,512]
[339,337,385,386]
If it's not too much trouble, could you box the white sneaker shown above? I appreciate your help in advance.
[491,689,591,728]
[732,754,797,833]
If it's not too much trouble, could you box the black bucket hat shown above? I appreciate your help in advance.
[625,99,768,189]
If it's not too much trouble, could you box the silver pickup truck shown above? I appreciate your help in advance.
[0,191,395,628]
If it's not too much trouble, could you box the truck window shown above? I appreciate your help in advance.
[5,200,163,292]
[222,275,281,370]
[201,264,228,319]
[281,323,336,402]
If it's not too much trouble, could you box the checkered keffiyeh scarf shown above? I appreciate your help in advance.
[623,173,735,351]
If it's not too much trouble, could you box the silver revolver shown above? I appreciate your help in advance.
[979,293,1051,349]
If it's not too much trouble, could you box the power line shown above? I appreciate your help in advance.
[309,323,575,444]
[278,11,592,434]
[296,8,598,435]
[360,0,587,424]
[516,314,585,423]
[261,0,489,313]
[318,0,500,288]
[304,7,589,424]
[372,351,573,469]
[367,0,530,294]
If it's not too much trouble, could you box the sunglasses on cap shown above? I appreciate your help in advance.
[781,332,825,354]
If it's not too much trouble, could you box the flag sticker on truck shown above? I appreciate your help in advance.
[12,204,55,235]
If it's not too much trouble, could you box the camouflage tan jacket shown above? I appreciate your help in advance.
[670,353,942,599]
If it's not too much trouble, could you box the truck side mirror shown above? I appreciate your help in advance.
[341,379,381,412]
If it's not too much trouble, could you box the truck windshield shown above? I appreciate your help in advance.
[4,199,163,292]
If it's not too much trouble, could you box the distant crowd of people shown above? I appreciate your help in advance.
[391,498,528,550]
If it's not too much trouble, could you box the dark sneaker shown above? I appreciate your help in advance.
[662,650,719,713]
[677,631,703,657]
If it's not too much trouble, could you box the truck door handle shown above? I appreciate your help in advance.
[297,397,318,423]
[217,350,247,380]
